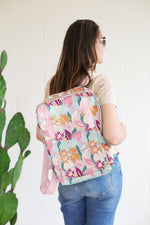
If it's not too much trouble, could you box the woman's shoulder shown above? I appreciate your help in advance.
[87,72,117,107]
[87,73,114,90]
[94,72,113,83]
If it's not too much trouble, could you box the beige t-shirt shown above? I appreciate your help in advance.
[86,74,117,107]
[44,74,119,154]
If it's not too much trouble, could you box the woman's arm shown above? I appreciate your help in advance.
[36,124,47,146]
[101,104,127,146]
[92,74,127,146]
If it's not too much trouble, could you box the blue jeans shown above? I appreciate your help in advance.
[58,154,123,225]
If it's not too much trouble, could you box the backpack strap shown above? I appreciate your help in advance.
[40,146,58,195]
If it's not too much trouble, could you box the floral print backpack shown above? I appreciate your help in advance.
[36,86,114,193]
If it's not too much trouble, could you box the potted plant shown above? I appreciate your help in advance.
[0,50,31,225]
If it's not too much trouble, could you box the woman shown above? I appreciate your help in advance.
[36,19,127,225]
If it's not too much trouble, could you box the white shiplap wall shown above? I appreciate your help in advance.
[0,0,150,224]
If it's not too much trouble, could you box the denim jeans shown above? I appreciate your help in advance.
[58,154,123,225]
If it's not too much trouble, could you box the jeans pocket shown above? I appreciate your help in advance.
[58,183,80,201]
[85,172,113,198]
[58,183,69,195]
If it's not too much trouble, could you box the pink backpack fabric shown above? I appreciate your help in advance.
[40,146,57,194]
[37,86,114,194]
[39,72,98,195]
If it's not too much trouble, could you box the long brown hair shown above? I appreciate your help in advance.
[49,19,100,95]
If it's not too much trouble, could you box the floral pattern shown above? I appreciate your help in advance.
[36,86,114,185]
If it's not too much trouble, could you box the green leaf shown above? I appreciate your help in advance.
[0,74,6,108]
[24,150,31,158]
[61,162,65,171]
[82,165,87,174]
[0,109,6,144]
[10,212,17,225]
[72,128,77,134]
[0,50,7,73]
[1,168,15,191]
[69,179,72,185]
[57,141,61,151]
[1,172,9,190]
[87,132,90,142]
[8,168,14,185]
[67,112,72,122]
[0,192,18,225]
[78,97,81,105]
[0,147,10,180]
[18,128,30,151]
[5,112,25,149]
[91,154,95,163]
[0,187,4,198]
[11,154,24,189]
[80,115,86,126]
[76,145,82,159]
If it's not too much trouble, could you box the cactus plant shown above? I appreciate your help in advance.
[0,50,31,225]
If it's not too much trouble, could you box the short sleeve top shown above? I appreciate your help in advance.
[86,73,117,107]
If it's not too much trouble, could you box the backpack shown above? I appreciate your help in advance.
[36,86,114,194]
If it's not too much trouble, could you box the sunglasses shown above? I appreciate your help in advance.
[99,36,106,46]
